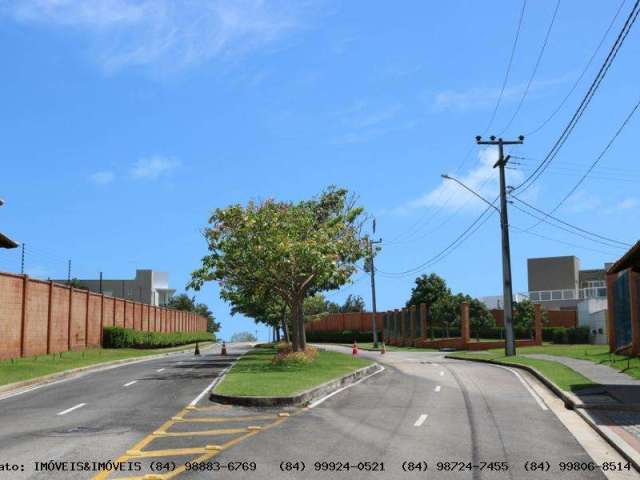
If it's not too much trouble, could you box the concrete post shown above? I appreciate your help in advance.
[534,303,543,345]
[20,275,29,357]
[47,280,54,354]
[461,302,470,345]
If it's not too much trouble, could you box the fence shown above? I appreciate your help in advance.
[0,272,208,360]
[306,303,543,350]
[490,308,577,328]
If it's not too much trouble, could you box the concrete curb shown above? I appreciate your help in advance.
[209,363,382,407]
[447,355,640,472]
[0,342,216,397]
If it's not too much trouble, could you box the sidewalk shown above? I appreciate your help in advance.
[523,353,640,468]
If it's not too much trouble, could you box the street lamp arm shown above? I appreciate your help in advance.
[441,174,500,213]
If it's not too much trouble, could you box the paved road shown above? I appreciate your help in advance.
[0,343,248,479]
[0,344,635,479]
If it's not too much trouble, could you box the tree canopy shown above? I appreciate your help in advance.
[406,273,450,308]
[168,293,220,334]
[189,186,367,352]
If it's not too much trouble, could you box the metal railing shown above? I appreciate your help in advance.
[521,287,607,303]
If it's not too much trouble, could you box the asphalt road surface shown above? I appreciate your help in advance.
[0,344,635,480]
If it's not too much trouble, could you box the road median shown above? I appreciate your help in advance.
[210,345,380,407]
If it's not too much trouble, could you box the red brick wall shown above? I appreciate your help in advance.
[0,272,208,360]
[306,312,383,333]
[490,308,577,328]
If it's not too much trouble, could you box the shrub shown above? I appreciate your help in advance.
[305,330,374,343]
[103,326,213,349]
[272,346,318,365]
[552,327,568,344]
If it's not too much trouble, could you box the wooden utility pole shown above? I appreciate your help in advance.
[367,219,382,348]
[476,135,524,357]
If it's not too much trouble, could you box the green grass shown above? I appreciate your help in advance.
[214,346,373,397]
[449,349,596,392]
[0,342,211,387]
[347,343,436,352]
[509,343,640,381]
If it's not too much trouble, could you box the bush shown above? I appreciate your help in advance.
[272,345,318,365]
[552,327,568,344]
[103,326,213,349]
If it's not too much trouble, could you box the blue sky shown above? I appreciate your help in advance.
[1,0,638,341]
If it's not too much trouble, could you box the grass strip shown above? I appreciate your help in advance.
[0,342,211,387]
[450,349,596,392]
[346,342,436,352]
[214,346,373,397]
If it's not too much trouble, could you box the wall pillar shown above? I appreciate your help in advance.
[47,281,54,354]
[84,290,90,348]
[410,305,417,343]
[420,303,427,340]
[20,275,29,357]
[534,303,543,345]
[461,302,470,344]
[607,273,617,352]
[68,286,74,351]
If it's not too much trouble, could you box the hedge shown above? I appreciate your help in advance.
[103,326,214,349]
[305,330,374,343]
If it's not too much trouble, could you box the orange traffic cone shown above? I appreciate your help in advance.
[352,342,358,358]
[380,342,386,354]
[221,341,227,356]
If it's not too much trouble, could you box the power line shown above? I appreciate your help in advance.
[513,0,640,193]
[523,95,640,228]
[526,0,628,136]
[500,0,560,134]
[510,195,631,248]
[510,223,621,256]
[484,0,528,133]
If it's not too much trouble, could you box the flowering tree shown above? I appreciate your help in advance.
[189,187,367,352]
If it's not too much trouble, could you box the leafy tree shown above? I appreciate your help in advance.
[406,273,451,308]
[465,295,495,341]
[168,293,220,334]
[513,299,547,331]
[230,331,257,342]
[189,187,367,352]
[340,294,366,313]
[430,294,460,337]
[304,294,340,320]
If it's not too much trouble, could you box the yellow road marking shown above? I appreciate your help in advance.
[159,427,247,437]
[172,414,277,423]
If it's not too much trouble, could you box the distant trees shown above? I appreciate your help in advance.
[168,293,220,334]
[230,331,257,342]
[339,294,366,313]
[407,273,494,339]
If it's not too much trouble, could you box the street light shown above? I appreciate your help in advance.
[441,174,499,212]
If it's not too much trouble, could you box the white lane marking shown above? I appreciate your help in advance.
[413,414,428,427]
[123,380,137,387]
[190,365,231,407]
[57,403,86,416]
[432,363,440,367]
[492,365,548,411]
[309,366,385,408]
[156,368,165,372]
[435,385,441,392]
[439,371,444,376]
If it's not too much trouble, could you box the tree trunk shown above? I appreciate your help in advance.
[281,311,290,344]
[290,297,306,352]
[275,325,281,342]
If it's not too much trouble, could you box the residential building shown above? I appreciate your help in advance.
[522,255,610,310]
[55,269,176,306]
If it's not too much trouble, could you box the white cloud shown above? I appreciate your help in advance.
[90,170,115,184]
[331,101,409,144]
[130,156,180,179]
[616,197,638,210]
[400,147,524,213]
[434,76,571,112]
[3,0,304,72]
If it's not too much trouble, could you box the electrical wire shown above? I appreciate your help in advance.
[513,0,640,194]
[526,0,628,136]
[500,0,560,134]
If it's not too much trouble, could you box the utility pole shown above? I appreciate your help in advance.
[20,243,25,274]
[67,259,71,284]
[476,135,523,357]
[367,219,382,348]
[99,272,103,293]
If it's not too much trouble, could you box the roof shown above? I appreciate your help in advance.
[0,232,18,249]
[607,241,640,274]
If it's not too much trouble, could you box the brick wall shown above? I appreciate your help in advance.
[490,308,577,328]
[0,272,208,360]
